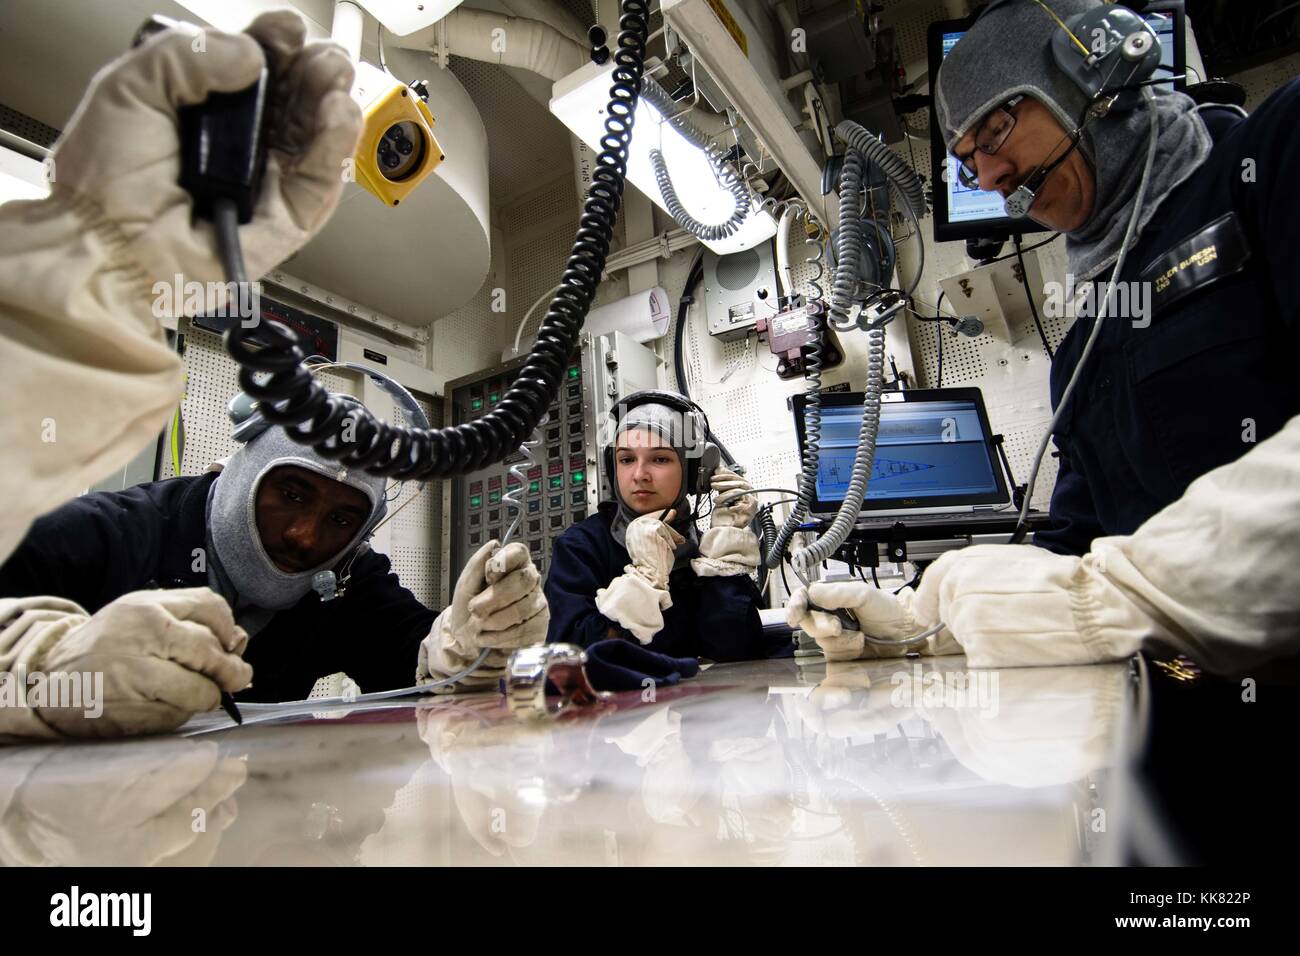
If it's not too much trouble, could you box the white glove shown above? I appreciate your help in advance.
[796,661,918,739]
[0,738,245,866]
[0,10,361,564]
[786,579,961,662]
[624,510,686,589]
[787,545,1146,668]
[418,540,549,692]
[0,589,253,740]
[606,707,699,826]
[706,468,757,528]
[418,706,548,855]
[918,664,1126,788]
[692,527,761,578]
[690,469,760,576]
[52,10,361,296]
[787,412,1300,673]
[595,511,684,644]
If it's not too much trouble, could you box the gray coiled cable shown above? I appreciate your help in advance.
[833,120,927,307]
[640,78,754,242]
[765,142,868,576]
[833,120,927,220]
[789,121,923,580]
[765,210,830,571]
[501,415,547,546]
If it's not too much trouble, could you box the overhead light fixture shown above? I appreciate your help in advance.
[550,61,777,256]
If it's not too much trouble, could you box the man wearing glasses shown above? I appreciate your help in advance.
[939,0,1299,560]
[951,94,1092,230]
[786,1,1300,678]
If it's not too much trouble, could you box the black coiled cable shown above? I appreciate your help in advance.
[218,0,652,479]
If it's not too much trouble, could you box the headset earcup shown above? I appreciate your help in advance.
[683,453,698,497]
[698,444,721,495]
[1054,6,1161,112]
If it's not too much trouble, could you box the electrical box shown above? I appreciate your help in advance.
[703,242,779,341]
[582,330,660,503]
[755,300,845,380]
[838,27,904,145]
[801,0,876,82]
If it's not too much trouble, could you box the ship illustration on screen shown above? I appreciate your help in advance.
[825,458,936,484]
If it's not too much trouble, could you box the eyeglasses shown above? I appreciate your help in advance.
[953,95,1025,190]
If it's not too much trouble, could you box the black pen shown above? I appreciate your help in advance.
[220,690,243,725]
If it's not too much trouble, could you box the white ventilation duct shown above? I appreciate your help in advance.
[332,0,366,61]
[394,8,586,81]
[389,9,590,208]
[496,0,591,47]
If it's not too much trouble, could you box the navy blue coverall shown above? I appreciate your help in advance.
[1034,81,1300,556]
[0,473,435,702]
[544,502,790,661]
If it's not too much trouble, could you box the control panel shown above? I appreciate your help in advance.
[444,353,593,594]
[442,331,661,601]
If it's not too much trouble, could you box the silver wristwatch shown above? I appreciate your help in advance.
[506,643,608,718]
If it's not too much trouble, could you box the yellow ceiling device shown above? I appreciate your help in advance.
[351,62,445,207]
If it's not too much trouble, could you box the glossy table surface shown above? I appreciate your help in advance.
[0,656,1139,866]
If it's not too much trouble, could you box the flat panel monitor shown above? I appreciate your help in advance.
[790,388,1011,516]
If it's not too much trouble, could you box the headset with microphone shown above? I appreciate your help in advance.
[227,362,430,601]
[1000,1,1163,220]
[602,390,722,514]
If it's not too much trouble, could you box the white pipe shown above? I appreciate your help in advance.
[392,10,589,219]
[782,69,814,91]
[603,229,697,273]
[497,0,591,47]
[331,0,365,64]
[773,1,809,71]
[775,205,795,297]
[393,9,585,82]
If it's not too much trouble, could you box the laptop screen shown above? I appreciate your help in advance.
[793,389,1010,513]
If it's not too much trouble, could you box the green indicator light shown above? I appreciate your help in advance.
[529,481,540,494]
[571,470,585,484]
[488,490,501,503]
[567,366,579,380]
[470,397,483,410]
[469,495,482,508]
[488,392,500,404]
[549,476,563,490]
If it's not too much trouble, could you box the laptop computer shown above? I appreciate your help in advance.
[791,388,1016,528]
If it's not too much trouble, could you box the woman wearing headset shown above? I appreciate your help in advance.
[544,392,789,661]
